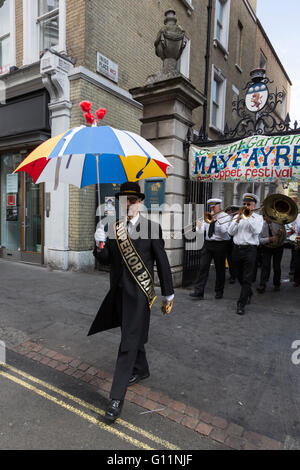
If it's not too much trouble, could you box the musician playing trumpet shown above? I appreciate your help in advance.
[256,215,285,293]
[228,193,263,315]
[190,198,231,300]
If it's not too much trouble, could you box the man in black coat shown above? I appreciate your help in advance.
[88,182,174,423]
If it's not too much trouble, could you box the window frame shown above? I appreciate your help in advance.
[210,65,227,133]
[23,0,66,66]
[180,0,194,14]
[259,51,267,71]
[178,37,190,79]
[235,21,243,71]
[36,1,60,55]
[0,0,16,75]
[213,0,231,56]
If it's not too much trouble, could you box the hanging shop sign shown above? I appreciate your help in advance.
[245,82,269,113]
[189,134,300,183]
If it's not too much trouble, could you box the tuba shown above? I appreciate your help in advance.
[262,194,298,248]
[262,193,298,225]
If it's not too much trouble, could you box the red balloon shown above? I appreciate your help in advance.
[96,107,107,120]
[80,101,92,113]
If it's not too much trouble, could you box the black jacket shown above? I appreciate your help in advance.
[87,216,174,351]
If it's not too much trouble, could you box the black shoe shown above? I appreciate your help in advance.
[189,292,204,299]
[274,285,280,291]
[215,292,223,299]
[229,278,236,284]
[293,282,300,287]
[236,303,245,315]
[256,285,265,294]
[105,399,124,423]
[128,372,150,386]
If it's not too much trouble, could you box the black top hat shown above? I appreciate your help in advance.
[115,181,145,200]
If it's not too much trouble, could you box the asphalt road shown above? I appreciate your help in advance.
[0,349,225,451]
[0,251,300,449]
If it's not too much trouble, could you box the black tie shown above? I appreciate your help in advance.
[208,221,216,238]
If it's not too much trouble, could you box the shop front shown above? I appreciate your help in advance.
[0,89,50,264]
[0,152,43,263]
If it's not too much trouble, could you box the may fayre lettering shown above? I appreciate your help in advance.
[190,134,300,182]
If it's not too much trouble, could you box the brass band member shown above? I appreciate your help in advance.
[88,182,174,423]
[293,213,300,287]
[225,205,240,284]
[256,215,285,293]
[228,193,263,315]
[190,198,231,300]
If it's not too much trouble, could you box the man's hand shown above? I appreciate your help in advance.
[95,223,107,248]
[161,294,174,315]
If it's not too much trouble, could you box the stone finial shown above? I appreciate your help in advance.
[154,9,187,75]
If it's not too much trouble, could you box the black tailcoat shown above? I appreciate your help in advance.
[87,216,174,352]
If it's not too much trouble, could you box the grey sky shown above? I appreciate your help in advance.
[256,0,299,123]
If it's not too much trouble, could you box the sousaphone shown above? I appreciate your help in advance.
[262,194,298,248]
[262,193,298,225]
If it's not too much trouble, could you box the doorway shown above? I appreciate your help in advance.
[0,152,44,264]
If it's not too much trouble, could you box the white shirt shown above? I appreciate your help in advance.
[197,211,231,241]
[127,213,140,235]
[293,214,300,236]
[259,221,284,245]
[228,212,264,246]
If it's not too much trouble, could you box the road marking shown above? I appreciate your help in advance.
[0,363,180,450]
[0,369,154,450]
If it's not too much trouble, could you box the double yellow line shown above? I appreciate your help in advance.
[0,363,180,450]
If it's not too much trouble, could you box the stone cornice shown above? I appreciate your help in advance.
[0,62,44,99]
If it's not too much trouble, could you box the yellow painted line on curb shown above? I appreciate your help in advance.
[0,370,154,450]
[1,363,180,450]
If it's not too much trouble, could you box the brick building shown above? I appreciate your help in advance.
[0,0,293,284]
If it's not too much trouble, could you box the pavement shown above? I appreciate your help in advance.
[0,250,300,450]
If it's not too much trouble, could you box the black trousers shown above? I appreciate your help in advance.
[290,245,296,274]
[110,345,149,400]
[226,238,236,280]
[194,240,228,295]
[259,246,284,287]
[109,288,149,401]
[232,245,257,307]
[294,248,300,284]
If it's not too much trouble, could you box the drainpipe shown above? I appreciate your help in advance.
[202,0,213,138]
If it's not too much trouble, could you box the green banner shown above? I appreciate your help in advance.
[189,134,300,182]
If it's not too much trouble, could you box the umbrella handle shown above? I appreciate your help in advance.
[95,154,101,216]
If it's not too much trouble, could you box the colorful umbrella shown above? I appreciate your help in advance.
[13,125,171,187]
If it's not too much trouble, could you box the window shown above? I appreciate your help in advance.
[180,0,194,13]
[178,38,190,78]
[37,0,59,53]
[236,21,243,70]
[281,89,287,120]
[210,66,226,132]
[232,84,239,119]
[259,51,267,70]
[23,0,66,65]
[0,0,15,74]
[214,0,230,53]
